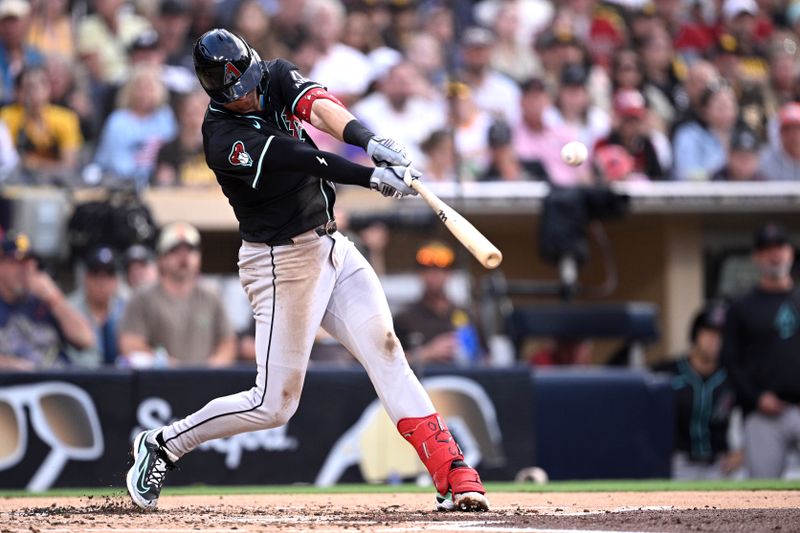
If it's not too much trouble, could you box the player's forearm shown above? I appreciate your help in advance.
[308,98,358,142]
[268,138,373,187]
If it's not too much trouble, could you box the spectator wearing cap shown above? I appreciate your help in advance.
[119,222,235,368]
[352,61,446,169]
[0,65,83,183]
[594,89,670,180]
[0,0,43,105]
[66,246,127,368]
[394,241,483,366]
[152,89,215,188]
[758,102,800,181]
[716,0,770,85]
[654,302,742,480]
[722,223,800,478]
[713,125,762,181]
[513,77,588,185]
[482,117,524,181]
[672,82,739,180]
[0,230,94,370]
[123,244,157,290]
[128,29,196,96]
[91,65,177,189]
[545,63,611,151]
[76,0,151,85]
[458,26,521,126]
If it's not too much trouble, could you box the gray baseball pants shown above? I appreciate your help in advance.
[744,404,800,478]
[160,229,435,457]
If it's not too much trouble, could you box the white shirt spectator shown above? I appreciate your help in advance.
[352,93,447,166]
[470,72,521,126]
[309,43,372,99]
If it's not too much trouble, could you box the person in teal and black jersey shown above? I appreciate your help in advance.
[655,302,743,479]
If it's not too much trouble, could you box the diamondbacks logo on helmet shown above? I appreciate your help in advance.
[224,62,242,85]
[228,141,253,167]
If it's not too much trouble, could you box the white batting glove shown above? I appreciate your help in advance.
[369,166,420,198]
[367,136,412,167]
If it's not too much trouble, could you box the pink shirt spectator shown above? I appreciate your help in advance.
[513,121,586,186]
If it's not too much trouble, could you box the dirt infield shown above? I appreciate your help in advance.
[1,491,799,532]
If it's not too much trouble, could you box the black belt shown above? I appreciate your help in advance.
[267,220,337,247]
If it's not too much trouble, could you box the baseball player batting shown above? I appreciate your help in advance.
[126,29,488,513]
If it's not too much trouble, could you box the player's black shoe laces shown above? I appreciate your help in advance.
[145,449,175,492]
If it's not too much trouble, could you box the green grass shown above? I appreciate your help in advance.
[2,479,799,499]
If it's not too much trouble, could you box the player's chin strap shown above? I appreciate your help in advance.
[397,413,485,497]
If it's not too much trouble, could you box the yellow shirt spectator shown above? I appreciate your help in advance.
[1,103,82,162]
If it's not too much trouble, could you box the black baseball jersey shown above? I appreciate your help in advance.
[655,358,736,462]
[721,286,800,412]
[202,58,370,244]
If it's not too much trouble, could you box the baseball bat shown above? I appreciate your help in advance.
[403,169,503,269]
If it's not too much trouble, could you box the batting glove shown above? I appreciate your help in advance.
[367,136,412,167]
[369,166,420,198]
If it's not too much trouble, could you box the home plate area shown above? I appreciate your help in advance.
[1,491,799,532]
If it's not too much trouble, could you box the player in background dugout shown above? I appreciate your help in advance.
[125,29,488,513]
[722,223,800,478]
[654,302,742,480]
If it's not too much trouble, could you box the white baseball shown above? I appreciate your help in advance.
[561,141,588,166]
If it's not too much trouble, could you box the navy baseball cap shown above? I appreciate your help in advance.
[753,223,790,251]
[690,302,727,342]
[86,246,117,274]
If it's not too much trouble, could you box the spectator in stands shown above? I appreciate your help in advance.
[352,61,446,167]
[489,2,540,83]
[403,32,446,90]
[26,0,74,59]
[483,117,524,181]
[67,246,127,368]
[594,89,669,180]
[419,129,456,182]
[123,244,157,290]
[231,0,286,63]
[92,65,177,189]
[270,0,309,53]
[76,0,151,86]
[672,60,719,132]
[458,26,520,126]
[672,82,739,180]
[127,29,196,96]
[0,231,94,370]
[306,0,371,103]
[547,63,611,151]
[722,223,800,478]
[714,125,763,181]
[0,66,83,183]
[152,89,214,187]
[153,0,193,71]
[758,102,800,181]
[655,302,742,480]
[394,241,483,366]
[0,0,43,105]
[764,36,799,112]
[717,0,769,85]
[640,27,684,131]
[45,53,97,143]
[513,77,588,185]
[450,81,493,180]
[119,222,235,367]
[0,118,17,180]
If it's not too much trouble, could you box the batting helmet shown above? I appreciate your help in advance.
[193,29,263,104]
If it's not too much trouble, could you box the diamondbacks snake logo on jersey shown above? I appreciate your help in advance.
[228,141,253,167]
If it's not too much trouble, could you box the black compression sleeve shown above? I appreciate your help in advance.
[265,137,373,187]
[342,119,374,149]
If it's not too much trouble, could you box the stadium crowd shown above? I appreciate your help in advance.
[0,0,799,478]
